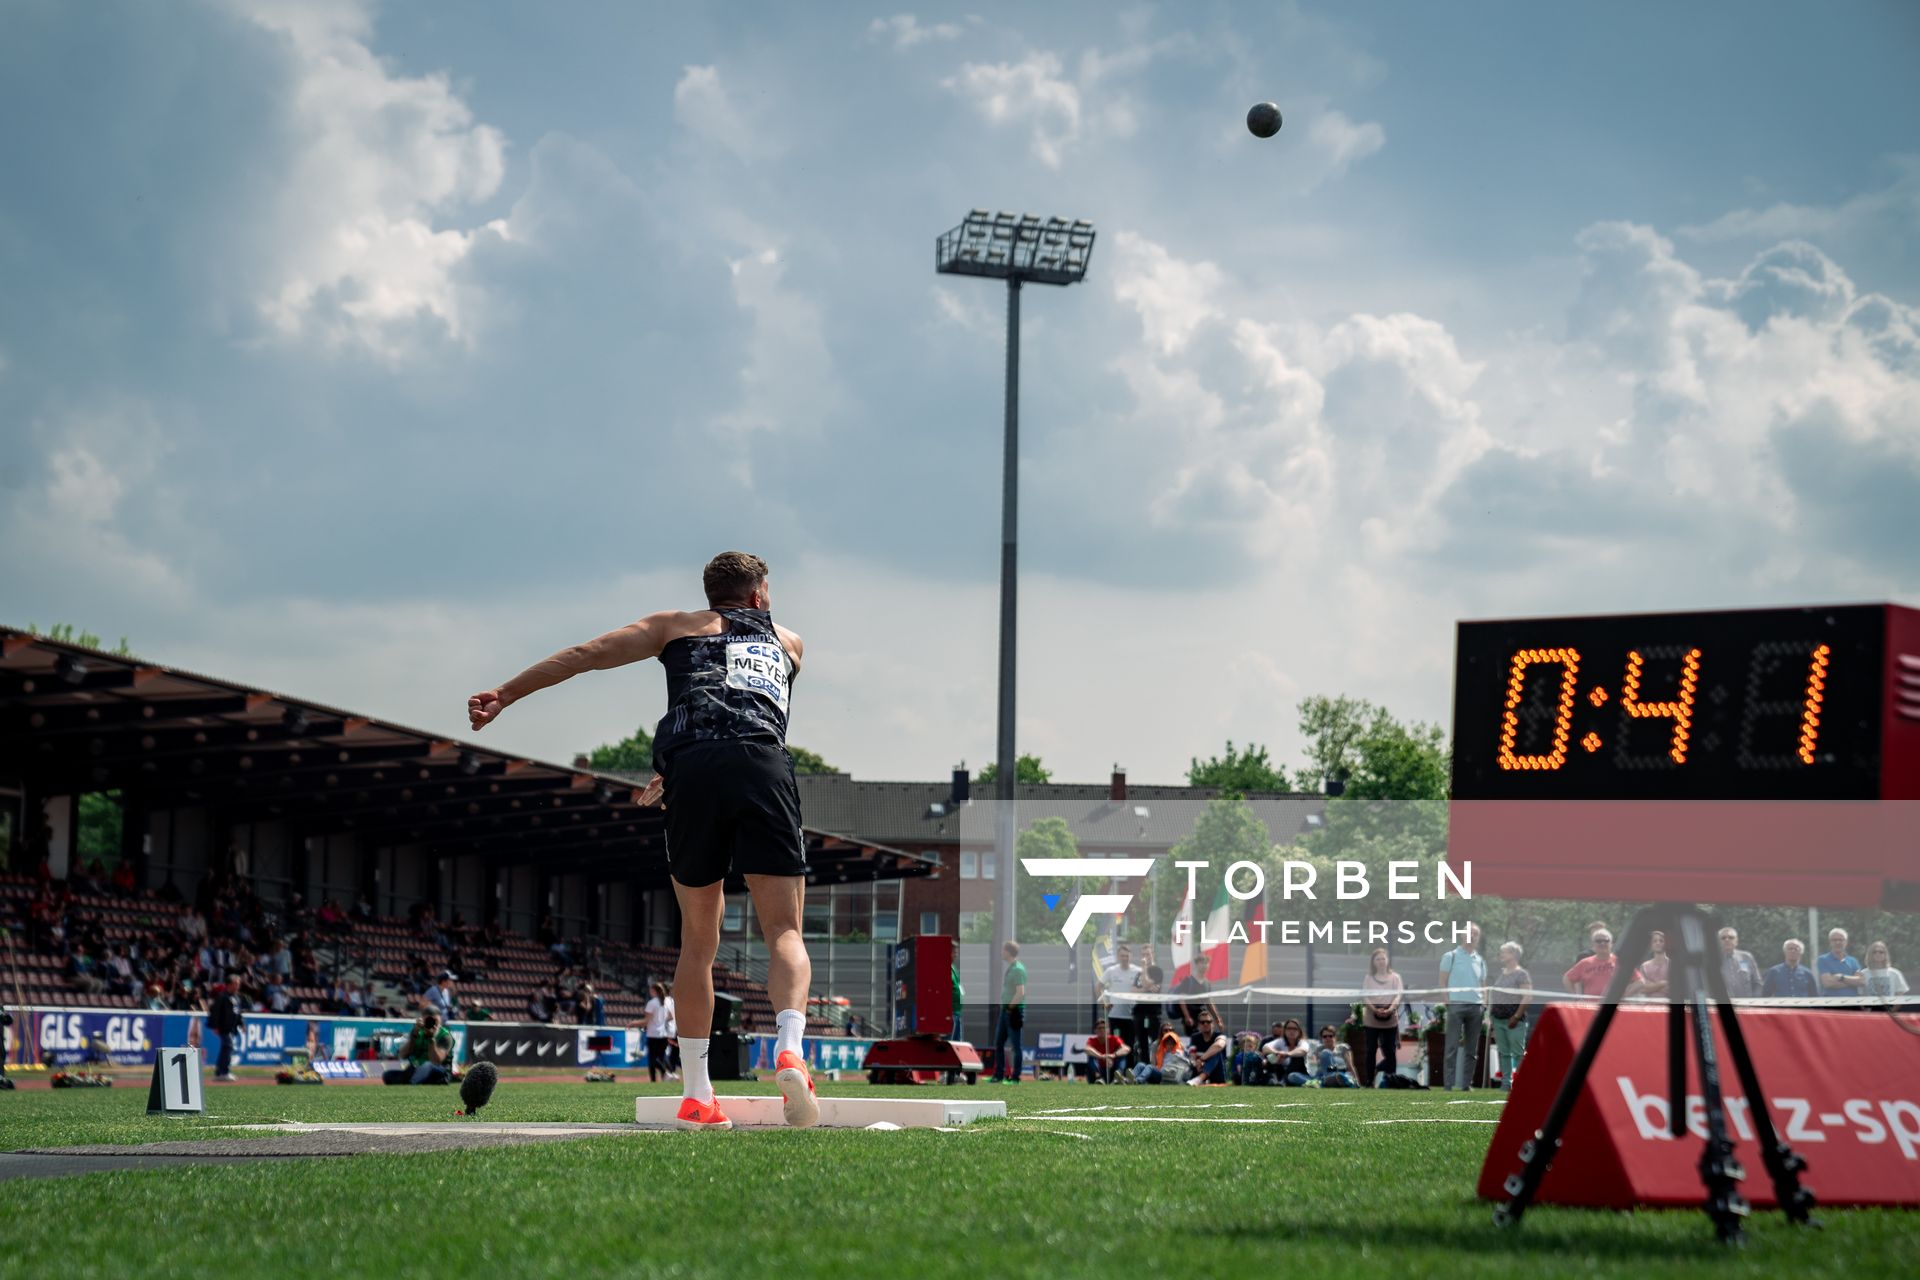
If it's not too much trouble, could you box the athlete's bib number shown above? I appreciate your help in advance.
[726,640,790,714]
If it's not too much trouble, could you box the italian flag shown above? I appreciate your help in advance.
[1170,893,1194,982]
[1173,881,1233,984]
[1203,881,1232,981]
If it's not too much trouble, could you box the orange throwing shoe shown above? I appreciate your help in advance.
[774,1050,819,1128]
[672,1096,733,1130]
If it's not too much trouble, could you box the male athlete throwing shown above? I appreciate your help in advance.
[467,551,818,1130]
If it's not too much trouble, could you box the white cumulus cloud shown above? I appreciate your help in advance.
[220,0,507,359]
[867,14,968,50]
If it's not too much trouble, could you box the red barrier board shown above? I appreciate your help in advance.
[1479,1005,1920,1208]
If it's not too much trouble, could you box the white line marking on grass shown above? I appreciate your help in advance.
[1363,1118,1502,1126]
[1010,1116,1311,1125]
[1445,1099,1507,1105]
[1031,1103,1252,1114]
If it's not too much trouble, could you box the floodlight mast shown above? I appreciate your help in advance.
[935,210,1096,1038]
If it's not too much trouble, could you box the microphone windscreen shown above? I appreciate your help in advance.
[460,1060,499,1114]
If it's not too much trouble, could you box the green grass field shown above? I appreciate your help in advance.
[0,1078,1912,1279]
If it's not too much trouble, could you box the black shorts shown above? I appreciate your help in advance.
[662,741,807,886]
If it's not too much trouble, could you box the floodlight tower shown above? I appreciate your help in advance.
[935,210,1096,1018]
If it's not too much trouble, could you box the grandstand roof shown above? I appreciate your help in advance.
[787,774,1326,849]
[0,626,931,888]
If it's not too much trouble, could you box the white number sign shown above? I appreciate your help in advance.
[147,1046,204,1114]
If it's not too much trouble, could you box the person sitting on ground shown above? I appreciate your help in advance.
[1230,1032,1269,1086]
[1263,1019,1311,1084]
[383,1011,456,1085]
[1861,940,1909,1002]
[1083,1017,1129,1084]
[1310,1025,1358,1087]
[1183,1010,1229,1085]
[1130,1021,1186,1083]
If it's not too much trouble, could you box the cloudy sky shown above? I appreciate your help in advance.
[2,0,1916,785]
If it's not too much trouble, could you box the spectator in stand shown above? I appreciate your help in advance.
[1100,944,1141,1056]
[1264,1019,1311,1084]
[579,984,605,1027]
[992,941,1028,1083]
[315,899,348,935]
[425,972,459,1021]
[172,977,200,1011]
[1310,1025,1358,1087]
[353,892,374,922]
[1440,922,1487,1091]
[382,1011,455,1085]
[265,975,296,1014]
[1818,928,1864,994]
[293,943,320,987]
[1763,939,1819,999]
[1183,1009,1229,1086]
[1489,942,1533,1090]
[1563,927,1637,998]
[104,944,136,997]
[527,982,556,1024]
[1719,927,1762,998]
[1862,941,1909,1001]
[266,936,293,979]
[641,981,673,1082]
[1084,1017,1129,1084]
[1360,948,1404,1083]
[1626,931,1671,999]
[110,859,137,897]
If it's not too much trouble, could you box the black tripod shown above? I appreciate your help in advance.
[1494,904,1817,1244]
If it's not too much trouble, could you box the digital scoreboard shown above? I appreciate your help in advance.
[1448,603,1920,907]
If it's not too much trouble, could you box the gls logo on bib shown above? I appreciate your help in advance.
[726,640,790,714]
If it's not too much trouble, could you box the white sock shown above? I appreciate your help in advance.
[775,1009,805,1060]
[679,1037,712,1103]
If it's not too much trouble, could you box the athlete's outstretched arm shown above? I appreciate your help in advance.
[468,612,678,731]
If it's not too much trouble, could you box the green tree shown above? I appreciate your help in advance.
[24,623,133,656]
[1134,795,1277,943]
[76,791,123,866]
[961,817,1084,944]
[585,724,654,772]
[1291,695,1449,800]
[1187,740,1290,794]
[976,754,1052,785]
[787,745,841,775]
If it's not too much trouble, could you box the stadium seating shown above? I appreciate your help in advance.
[0,873,834,1035]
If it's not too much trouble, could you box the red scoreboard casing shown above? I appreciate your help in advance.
[890,935,955,1037]
[1448,603,1920,908]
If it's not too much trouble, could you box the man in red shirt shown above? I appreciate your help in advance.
[1563,927,1640,998]
[1083,1017,1130,1084]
